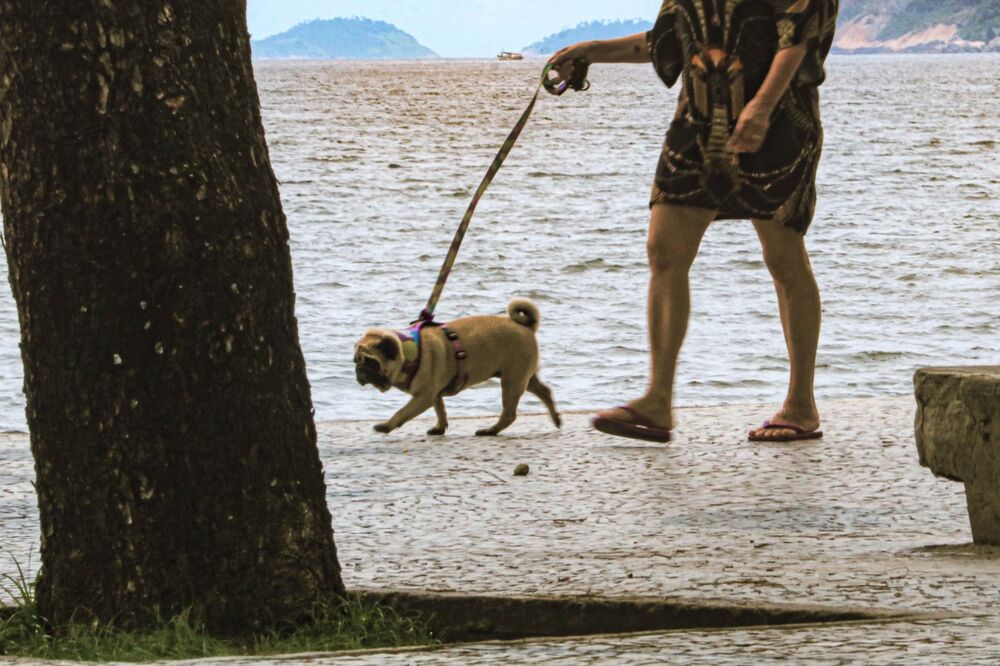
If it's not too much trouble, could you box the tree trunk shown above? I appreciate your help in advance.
[0,1,345,632]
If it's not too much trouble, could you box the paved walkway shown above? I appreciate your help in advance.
[3,396,1000,663]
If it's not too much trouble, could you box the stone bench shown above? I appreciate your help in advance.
[914,367,1000,545]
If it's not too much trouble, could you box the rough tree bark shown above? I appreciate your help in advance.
[0,1,345,631]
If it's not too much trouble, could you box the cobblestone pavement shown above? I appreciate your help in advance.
[4,396,1000,663]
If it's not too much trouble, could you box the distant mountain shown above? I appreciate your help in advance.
[523,20,653,56]
[524,4,1000,58]
[835,0,1000,53]
[251,18,437,60]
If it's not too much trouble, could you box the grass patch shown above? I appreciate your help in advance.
[0,561,436,662]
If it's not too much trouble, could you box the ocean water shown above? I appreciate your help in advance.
[0,55,997,430]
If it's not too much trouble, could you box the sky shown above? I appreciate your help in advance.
[246,1,658,57]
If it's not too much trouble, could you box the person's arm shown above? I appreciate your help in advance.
[547,32,650,84]
[726,41,808,153]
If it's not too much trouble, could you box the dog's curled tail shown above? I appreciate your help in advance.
[507,298,540,332]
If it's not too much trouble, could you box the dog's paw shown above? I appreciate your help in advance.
[426,426,447,436]
[475,428,499,437]
[554,413,563,429]
[373,422,394,434]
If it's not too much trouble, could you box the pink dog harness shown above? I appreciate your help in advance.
[394,321,468,396]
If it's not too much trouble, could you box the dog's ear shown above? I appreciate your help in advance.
[376,335,399,361]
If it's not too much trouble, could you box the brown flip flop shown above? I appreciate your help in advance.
[747,421,823,442]
[592,405,672,443]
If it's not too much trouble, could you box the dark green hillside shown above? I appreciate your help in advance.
[879,0,1000,41]
[524,20,653,55]
[838,0,911,22]
[252,18,437,59]
[839,0,1000,42]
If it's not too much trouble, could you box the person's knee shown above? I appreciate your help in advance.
[761,244,810,287]
[647,238,696,276]
[646,205,712,277]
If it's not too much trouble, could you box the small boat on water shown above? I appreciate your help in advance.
[497,51,524,61]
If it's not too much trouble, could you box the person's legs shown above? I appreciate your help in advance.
[596,204,715,431]
[749,219,822,439]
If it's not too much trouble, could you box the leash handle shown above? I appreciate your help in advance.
[542,59,591,96]
[421,63,588,321]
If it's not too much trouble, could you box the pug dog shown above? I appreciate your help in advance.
[354,298,561,436]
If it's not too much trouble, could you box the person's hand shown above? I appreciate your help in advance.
[726,98,773,154]
[547,42,593,87]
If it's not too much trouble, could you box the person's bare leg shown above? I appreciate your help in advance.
[597,204,715,431]
[749,219,822,439]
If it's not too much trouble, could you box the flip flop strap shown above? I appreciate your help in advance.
[617,405,662,431]
[761,421,807,434]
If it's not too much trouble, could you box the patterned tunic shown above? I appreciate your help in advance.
[646,0,838,233]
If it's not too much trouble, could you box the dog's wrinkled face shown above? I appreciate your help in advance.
[353,331,402,393]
